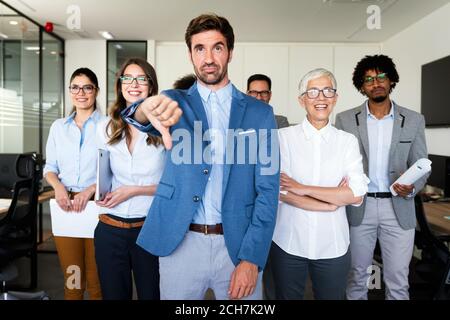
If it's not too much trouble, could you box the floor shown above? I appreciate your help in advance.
[3,207,441,300]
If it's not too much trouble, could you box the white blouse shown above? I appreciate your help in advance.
[272,118,369,260]
[96,118,165,219]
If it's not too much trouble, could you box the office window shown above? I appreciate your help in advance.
[107,41,147,110]
[0,2,64,156]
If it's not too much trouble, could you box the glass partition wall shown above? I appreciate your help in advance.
[0,2,64,158]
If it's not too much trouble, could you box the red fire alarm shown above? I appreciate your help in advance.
[44,22,53,33]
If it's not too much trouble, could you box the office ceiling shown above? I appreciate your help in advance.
[1,0,449,42]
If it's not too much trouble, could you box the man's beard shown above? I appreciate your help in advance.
[195,64,227,86]
[372,95,388,103]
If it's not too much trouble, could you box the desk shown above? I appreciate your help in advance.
[423,202,450,234]
[37,190,54,244]
[38,190,54,202]
[0,191,54,215]
[0,198,12,215]
[1,191,54,242]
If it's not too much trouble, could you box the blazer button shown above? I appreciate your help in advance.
[203,169,209,175]
[193,196,200,202]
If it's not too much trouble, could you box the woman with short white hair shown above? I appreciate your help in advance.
[269,68,369,299]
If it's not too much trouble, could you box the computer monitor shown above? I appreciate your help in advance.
[428,154,450,198]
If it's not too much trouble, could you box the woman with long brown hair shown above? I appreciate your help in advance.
[94,58,165,300]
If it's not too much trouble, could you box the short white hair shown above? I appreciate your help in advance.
[298,68,337,96]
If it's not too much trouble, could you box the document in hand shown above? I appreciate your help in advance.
[389,158,432,196]
[50,200,99,238]
[95,148,112,201]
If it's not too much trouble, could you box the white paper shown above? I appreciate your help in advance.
[50,199,100,238]
[389,158,432,196]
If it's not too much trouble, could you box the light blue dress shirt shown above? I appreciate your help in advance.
[193,82,232,225]
[44,110,105,192]
[366,102,394,193]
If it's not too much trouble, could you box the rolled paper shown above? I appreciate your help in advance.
[389,158,432,196]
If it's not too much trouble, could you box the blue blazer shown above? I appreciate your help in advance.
[133,83,280,270]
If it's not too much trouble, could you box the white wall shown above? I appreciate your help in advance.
[63,2,450,157]
[382,3,450,156]
[65,40,107,116]
[155,42,380,124]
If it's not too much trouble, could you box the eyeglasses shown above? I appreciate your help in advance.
[301,87,337,99]
[247,90,271,99]
[120,76,150,85]
[69,85,96,94]
[364,73,388,85]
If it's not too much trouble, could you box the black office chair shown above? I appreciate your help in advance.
[414,195,450,300]
[0,153,45,298]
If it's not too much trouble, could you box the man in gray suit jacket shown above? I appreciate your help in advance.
[335,55,429,300]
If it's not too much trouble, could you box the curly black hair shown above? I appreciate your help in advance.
[352,55,399,93]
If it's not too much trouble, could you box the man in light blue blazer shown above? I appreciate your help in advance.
[122,13,279,300]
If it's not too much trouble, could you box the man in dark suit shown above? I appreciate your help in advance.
[247,74,290,128]
[122,13,279,300]
[335,55,429,300]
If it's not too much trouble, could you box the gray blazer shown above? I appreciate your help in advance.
[275,115,290,129]
[335,101,429,230]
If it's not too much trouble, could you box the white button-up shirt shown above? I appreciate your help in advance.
[272,118,369,260]
[96,118,165,218]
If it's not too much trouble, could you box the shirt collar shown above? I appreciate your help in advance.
[197,81,233,104]
[366,101,395,119]
[64,109,101,125]
[302,117,332,143]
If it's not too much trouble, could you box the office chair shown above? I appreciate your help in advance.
[0,153,48,299]
[414,195,450,300]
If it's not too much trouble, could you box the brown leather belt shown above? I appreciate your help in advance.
[68,191,94,200]
[99,214,145,229]
[189,223,223,235]
[68,191,80,200]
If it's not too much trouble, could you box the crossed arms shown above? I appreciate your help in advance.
[279,173,363,212]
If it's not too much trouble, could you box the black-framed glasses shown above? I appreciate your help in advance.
[69,85,96,94]
[364,72,388,85]
[120,75,150,85]
[302,87,337,99]
[247,90,271,99]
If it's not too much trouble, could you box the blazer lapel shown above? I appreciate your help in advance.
[186,84,209,134]
[389,102,404,162]
[356,103,370,160]
[227,86,247,132]
[222,86,247,198]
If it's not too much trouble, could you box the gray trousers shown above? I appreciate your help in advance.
[159,231,262,300]
[270,242,351,300]
[347,197,415,300]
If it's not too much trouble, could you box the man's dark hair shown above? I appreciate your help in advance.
[173,74,197,90]
[352,54,400,92]
[185,13,234,52]
[247,74,272,91]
